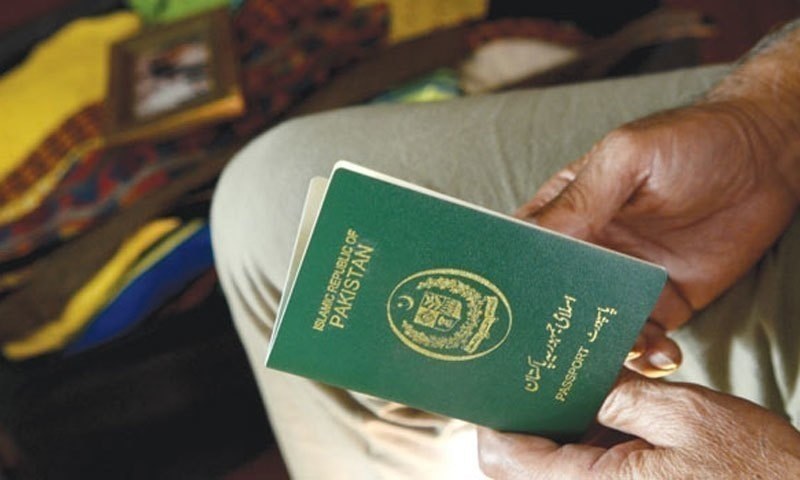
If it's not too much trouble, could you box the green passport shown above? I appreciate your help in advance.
[266,161,666,440]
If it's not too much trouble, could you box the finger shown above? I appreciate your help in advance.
[515,156,588,219]
[625,333,647,362]
[581,423,638,448]
[591,437,655,474]
[529,133,650,242]
[598,372,697,447]
[624,322,682,378]
[479,427,655,479]
[477,427,607,480]
[649,280,694,331]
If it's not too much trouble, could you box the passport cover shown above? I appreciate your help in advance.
[266,161,667,440]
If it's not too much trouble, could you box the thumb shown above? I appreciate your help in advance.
[531,134,647,242]
[597,372,704,448]
[515,156,587,219]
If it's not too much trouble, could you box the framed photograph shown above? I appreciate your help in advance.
[105,8,244,144]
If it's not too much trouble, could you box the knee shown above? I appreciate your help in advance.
[210,116,338,291]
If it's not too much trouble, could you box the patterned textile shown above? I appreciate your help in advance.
[0,147,182,262]
[0,1,388,266]
[0,144,104,232]
[0,105,104,211]
[0,12,140,183]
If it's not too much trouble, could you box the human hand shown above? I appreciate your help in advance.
[518,21,800,376]
[477,373,800,479]
[517,102,798,376]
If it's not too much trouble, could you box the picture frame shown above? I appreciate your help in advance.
[104,8,244,145]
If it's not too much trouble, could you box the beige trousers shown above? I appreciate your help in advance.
[210,65,800,479]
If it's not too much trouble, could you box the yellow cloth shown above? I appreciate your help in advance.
[354,0,487,43]
[0,12,139,180]
[2,218,180,360]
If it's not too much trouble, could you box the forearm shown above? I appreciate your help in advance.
[705,18,800,202]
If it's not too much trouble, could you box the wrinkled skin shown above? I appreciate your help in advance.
[516,102,798,377]
[478,373,800,479]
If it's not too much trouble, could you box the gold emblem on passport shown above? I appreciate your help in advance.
[387,269,512,361]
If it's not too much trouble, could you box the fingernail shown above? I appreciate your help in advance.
[649,352,678,371]
[626,336,646,361]
[626,350,642,361]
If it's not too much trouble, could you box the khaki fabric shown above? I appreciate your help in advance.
[210,64,800,478]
